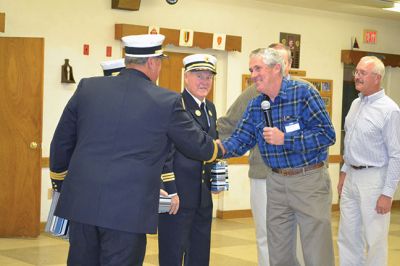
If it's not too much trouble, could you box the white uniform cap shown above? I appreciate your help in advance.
[183,54,217,74]
[100,58,125,76]
[121,34,167,58]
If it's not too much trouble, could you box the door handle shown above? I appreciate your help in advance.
[30,142,38,150]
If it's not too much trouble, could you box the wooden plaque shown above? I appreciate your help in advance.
[111,0,141,11]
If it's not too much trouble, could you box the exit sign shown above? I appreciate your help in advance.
[364,30,377,44]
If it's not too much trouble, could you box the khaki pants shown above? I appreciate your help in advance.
[266,166,334,266]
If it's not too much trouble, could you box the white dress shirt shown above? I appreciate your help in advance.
[342,89,400,197]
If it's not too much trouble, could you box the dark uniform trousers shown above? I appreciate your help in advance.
[158,89,217,266]
[67,221,146,266]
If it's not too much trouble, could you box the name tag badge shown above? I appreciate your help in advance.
[285,122,300,133]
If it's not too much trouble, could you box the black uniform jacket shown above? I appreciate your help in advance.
[50,69,220,234]
[162,89,218,209]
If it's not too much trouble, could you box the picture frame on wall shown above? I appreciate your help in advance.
[322,96,330,107]
[242,74,252,91]
[322,81,331,92]
[304,78,333,118]
[279,32,301,69]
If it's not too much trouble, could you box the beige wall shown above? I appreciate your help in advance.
[1,0,400,221]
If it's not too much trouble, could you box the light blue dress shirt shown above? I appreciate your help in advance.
[342,89,400,197]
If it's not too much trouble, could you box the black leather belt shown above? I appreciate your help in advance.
[271,162,324,176]
[351,165,375,170]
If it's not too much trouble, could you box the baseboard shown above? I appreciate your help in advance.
[216,200,400,219]
[40,222,46,232]
[216,209,253,219]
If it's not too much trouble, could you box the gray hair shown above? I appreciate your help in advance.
[249,48,286,77]
[360,56,385,79]
[268,43,292,66]
[125,56,149,66]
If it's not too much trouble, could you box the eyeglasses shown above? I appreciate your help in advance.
[352,69,377,77]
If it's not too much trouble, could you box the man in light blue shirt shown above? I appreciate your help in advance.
[338,56,400,265]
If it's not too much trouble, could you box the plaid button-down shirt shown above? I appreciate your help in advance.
[222,78,336,169]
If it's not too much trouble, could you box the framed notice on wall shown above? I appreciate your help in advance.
[304,78,333,117]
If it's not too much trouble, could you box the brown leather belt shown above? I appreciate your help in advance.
[271,162,324,176]
[351,165,374,170]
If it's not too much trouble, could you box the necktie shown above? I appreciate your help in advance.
[200,102,210,132]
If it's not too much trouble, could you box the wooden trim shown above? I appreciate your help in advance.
[216,209,253,219]
[331,203,339,212]
[0,12,5,33]
[392,200,400,208]
[227,156,249,165]
[40,222,46,232]
[329,155,343,164]
[115,23,242,52]
[216,203,400,219]
[341,50,400,67]
[289,69,306,77]
[41,157,49,168]
[160,28,180,46]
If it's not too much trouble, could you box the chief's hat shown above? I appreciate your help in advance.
[183,54,217,74]
[121,34,167,58]
[100,58,125,76]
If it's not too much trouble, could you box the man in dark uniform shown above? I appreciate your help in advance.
[49,35,222,266]
[158,54,219,266]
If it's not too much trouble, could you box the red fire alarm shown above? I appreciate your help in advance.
[106,46,112,57]
[83,44,89,55]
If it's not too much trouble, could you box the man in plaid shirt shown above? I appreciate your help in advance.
[219,48,336,266]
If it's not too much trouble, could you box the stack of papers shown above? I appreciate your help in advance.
[45,191,69,239]
[159,196,172,213]
[211,160,229,192]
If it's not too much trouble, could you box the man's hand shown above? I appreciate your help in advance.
[337,171,346,196]
[263,127,284,145]
[169,194,180,215]
[216,139,226,155]
[160,189,168,197]
[376,194,392,215]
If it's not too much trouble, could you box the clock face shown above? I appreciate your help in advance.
[166,0,178,4]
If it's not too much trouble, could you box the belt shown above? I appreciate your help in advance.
[351,165,375,170]
[271,162,324,176]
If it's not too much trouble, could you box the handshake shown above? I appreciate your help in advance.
[216,139,226,156]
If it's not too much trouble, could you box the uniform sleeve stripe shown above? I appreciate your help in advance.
[205,140,218,163]
[161,172,175,182]
[50,170,68,180]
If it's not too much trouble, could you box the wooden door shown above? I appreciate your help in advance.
[0,37,43,237]
[159,52,214,101]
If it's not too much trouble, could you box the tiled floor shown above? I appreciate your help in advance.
[1,209,400,265]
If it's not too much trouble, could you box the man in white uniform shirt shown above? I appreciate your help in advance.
[338,56,400,265]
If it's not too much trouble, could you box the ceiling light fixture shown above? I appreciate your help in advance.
[383,2,400,12]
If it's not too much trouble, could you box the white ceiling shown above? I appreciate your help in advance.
[256,0,400,21]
